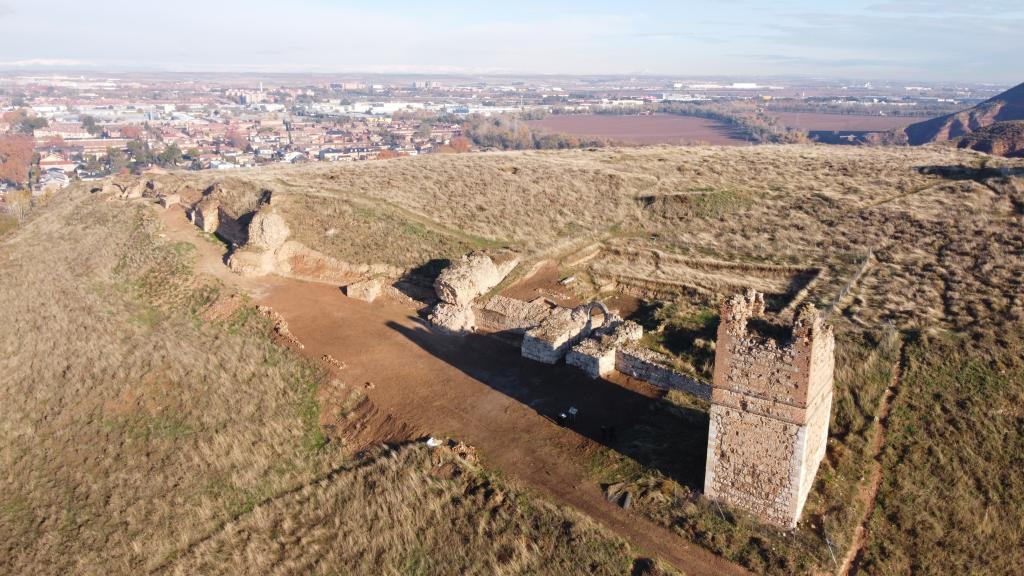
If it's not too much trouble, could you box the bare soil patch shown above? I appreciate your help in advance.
[527,114,752,145]
[769,112,918,132]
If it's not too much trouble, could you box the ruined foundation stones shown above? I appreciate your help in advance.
[158,194,180,209]
[429,302,477,334]
[345,278,381,303]
[475,295,553,334]
[565,319,642,378]
[614,345,712,399]
[429,251,518,334]
[704,290,834,528]
[521,302,610,364]
[191,197,220,234]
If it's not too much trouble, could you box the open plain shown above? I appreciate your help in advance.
[526,114,751,145]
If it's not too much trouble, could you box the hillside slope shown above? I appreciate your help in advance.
[0,189,657,575]
[906,81,1024,145]
[956,120,1024,157]
[5,145,1024,575]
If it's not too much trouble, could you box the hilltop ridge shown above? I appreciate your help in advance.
[906,81,1024,145]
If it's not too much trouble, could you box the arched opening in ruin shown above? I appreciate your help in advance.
[586,301,611,331]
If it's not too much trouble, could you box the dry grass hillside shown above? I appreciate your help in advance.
[155,144,1023,332]
[169,444,638,576]
[0,188,660,575]
[6,143,1023,575]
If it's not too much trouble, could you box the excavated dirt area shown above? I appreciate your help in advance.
[156,204,747,576]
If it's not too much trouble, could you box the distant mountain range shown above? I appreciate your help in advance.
[905,82,1024,151]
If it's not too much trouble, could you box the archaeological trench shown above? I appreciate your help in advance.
[138,179,836,530]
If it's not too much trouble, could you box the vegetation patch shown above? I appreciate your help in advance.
[169,444,663,576]
[861,329,1024,575]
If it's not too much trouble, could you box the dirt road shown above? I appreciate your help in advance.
[157,204,748,576]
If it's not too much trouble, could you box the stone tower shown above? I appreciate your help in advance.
[704,290,835,528]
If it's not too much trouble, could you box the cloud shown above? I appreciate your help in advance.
[0,58,90,68]
[867,1,1024,15]
[749,54,913,68]
[0,3,12,17]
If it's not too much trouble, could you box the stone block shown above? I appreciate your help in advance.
[346,279,381,303]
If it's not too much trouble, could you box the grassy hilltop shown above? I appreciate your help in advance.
[2,143,1023,575]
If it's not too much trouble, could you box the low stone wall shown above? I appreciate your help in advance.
[476,295,552,334]
[566,320,642,378]
[521,306,591,364]
[614,345,711,400]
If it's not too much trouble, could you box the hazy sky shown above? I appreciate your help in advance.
[1,0,1020,82]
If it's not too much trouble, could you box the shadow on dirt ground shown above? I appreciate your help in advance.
[387,318,710,492]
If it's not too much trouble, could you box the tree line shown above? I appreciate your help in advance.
[461,114,607,150]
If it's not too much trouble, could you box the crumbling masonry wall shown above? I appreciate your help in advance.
[614,345,711,399]
[704,290,834,528]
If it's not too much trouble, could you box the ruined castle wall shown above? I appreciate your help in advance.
[521,306,591,364]
[566,341,617,377]
[566,320,641,378]
[614,346,711,399]
[795,386,832,514]
[194,199,220,234]
[704,404,807,526]
[435,252,516,306]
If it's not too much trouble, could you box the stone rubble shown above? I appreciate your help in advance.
[428,302,477,334]
[565,318,641,378]
[476,295,553,334]
[345,278,382,303]
[434,251,518,306]
[521,302,610,364]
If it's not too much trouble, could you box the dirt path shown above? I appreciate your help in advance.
[838,343,903,576]
[156,204,748,576]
